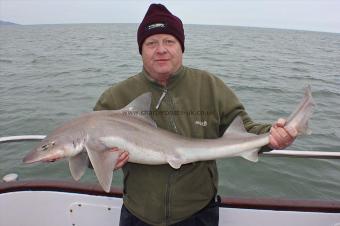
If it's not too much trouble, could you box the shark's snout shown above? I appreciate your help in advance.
[23,146,65,164]
[23,149,41,164]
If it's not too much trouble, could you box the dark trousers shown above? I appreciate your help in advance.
[119,198,219,226]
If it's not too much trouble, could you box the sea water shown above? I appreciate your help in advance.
[0,24,339,200]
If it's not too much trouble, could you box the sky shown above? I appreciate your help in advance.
[0,0,339,33]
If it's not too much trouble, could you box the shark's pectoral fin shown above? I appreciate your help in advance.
[85,144,120,192]
[241,149,260,162]
[69,151,88,181]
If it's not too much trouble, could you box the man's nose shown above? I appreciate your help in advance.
[155,43,167,54]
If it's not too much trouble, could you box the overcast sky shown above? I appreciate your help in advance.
[1,0,339,33]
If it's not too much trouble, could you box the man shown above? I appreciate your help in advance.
[94,4,297,226]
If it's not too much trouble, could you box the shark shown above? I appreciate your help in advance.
[23,86,315,192]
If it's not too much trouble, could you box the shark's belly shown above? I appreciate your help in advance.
[127,144,168,165]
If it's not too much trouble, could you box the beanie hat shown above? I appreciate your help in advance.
[137,4,185,54]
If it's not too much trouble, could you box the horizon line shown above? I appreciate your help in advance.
[1,21,339,35]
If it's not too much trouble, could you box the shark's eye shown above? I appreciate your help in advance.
[41,144,49,151]
[41,141,56,151]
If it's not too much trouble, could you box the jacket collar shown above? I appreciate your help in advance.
[141,66,185,89]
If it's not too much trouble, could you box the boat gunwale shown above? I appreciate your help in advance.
[1,180,339,213]
[0,180,123,198]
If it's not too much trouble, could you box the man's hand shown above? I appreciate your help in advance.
[269,118,298,150]
[111,147,129,170]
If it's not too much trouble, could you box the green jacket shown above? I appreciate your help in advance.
[94,66,271,225]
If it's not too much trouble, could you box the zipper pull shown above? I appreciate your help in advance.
[156,89,167,109]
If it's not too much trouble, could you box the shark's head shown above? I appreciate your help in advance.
[23,136,75,164]
[23,138,64,164]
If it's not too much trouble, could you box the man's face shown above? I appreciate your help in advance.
[142,34,183,82]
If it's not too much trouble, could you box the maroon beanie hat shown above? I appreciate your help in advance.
[137,4,185,54]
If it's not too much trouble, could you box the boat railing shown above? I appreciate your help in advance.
[0,135,46,143]
[0,135,340,159]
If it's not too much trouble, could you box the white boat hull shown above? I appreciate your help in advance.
[1,180,339,226]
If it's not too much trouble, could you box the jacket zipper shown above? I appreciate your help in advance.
[156,88,167,109]
[165,174,171,225]
[167,92,178,133]
[155,88,178,133]
[156,88,179,225]
[165,171,178,225]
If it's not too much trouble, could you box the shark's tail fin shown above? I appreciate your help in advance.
[286,85,316,135]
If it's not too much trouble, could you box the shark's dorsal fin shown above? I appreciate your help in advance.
[224,116,261,139]
[224,116,247,136]
[224,116,261,162]
[121,92,157,128]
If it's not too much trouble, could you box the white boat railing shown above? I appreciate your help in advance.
[0,135,340,159]
[262,149,340,159]
[0,135,46,143]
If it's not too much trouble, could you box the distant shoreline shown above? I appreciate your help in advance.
[0,20,20,26]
